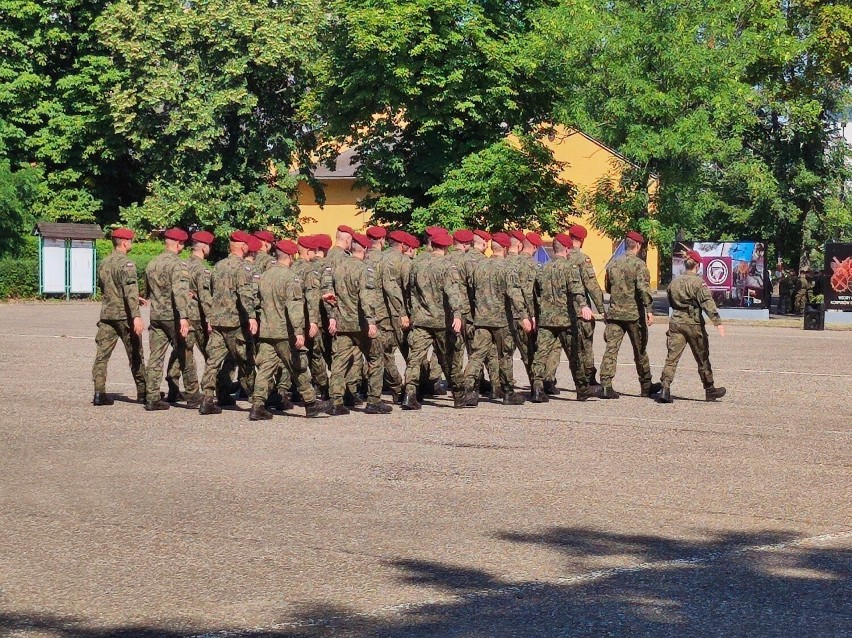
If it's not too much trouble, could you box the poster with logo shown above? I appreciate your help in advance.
[825,243,852,311]
[672,241,768,309]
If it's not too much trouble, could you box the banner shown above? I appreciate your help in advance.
[672,241,768,309]
[825,243,852,311]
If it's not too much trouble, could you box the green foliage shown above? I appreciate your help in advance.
[0,258,38,298]
[0,160,43,256]
[417,135,575,233]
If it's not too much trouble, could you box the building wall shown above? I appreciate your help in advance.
[297,180,371,238]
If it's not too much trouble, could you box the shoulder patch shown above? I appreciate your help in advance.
[252,273,261,280]
[203,269,210,274]
[244,265,252,271]
[126,262,134,268]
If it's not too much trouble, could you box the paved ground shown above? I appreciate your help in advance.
[0,302,850,637]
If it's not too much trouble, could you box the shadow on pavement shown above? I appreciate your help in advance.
[2,527,850,637]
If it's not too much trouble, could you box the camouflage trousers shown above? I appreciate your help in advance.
[576,317,598,384]
[201,325,255,400]
[145,319,198,402]
[452,319,499,386]
[463,326,515,391]
[510,320,537,387]
[378,317,404,394]
[660,322,714,389]
[404,326,462,394]
[92,319,146,396]
[253,338,316,406]
[167,320,207,392]
[532,326,586,393]
[599,319,652,391]
[330,331,383,406]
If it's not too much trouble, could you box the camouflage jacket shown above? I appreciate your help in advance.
[471,256,525,328]
[145,250,189,322]
[462,249,486,322]
[366,248,389,321]
[207,254,257,328]
[567,248,605,313]
[447,249,473,319]
[535,257,587,328]
[331,257,379,333]
[382,248,411,318]
[605,254,653,322]
[668,271,722,326]
[253,251,274,274]
[321,246,350,314]
[183,255,214,323]
[292,258,322,328]
[97,250,141,322]
[507,253,538,322]
[409,252,462,329]
[246,259,263,318]
[258,263,304,340]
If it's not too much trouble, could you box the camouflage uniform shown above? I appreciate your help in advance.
[327,256,383,407]
[369,247,403,396]
[167,254,213,389]
[599,254,655,392]
[793,274,814,314]
[661,271,722,389]
[92,251,146,397]
[144,251,193,402]
[531,256,589,393]
[200,254,257,402]
[322,246,362,395]
[253,250,274,274]
[382,247,412,365]
[459,249,500,385]
[777,272,793,314]
[507,252,539,385]
[404,253,463,394]
[292,256,328,394]
[251,263,317,407]
[463,256,525,392]
[566,248,605,384]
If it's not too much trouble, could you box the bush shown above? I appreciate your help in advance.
[0,258,39,299]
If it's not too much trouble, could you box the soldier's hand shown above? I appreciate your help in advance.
[207,322,213,334]
[133,317,144,336]
[308,322,319,338]
[646,311,654,326]
[531,318,537,331]
[179,319,190,338]
[138,297,148,306]
[248,318,258,335]
[451,317,462,334]
[328,318,338,336]
[717,324,726,337]
[294,335,305,349]
[580,306,593,321]
[401,316,410,330]
[368,324,378,339]
[521,318,533,333]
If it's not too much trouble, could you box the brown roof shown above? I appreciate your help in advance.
[35,222,104,240]
[313,148,360,180]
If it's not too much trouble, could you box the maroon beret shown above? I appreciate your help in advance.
[491,232,511,249]
[525,232,543,247]
[473,229,491,242]
[425,226,448,237]
[253,230,276,243]
[275,239,298,256]
[191,230,215,245]
[352,233,371,249]
[337,224,355,235]
[366,226,387,240]
[509,230,526,244]
[430,232,453,248]
[554,233,572,248]
[686,250,702,263]
[164,227,188,242]
[111,227,135,240]
[297,235,317,250]
[388,230,408,244]
[568,224,588,241]
[403,232,420,249]
[453,229,474,243]
[314,234,332,251]
[626,230,644,244]
[245,235,262,252]
[230,230,250,243]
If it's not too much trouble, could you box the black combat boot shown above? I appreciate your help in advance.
[598,385,621,399]
[426,379,448,397]
[344,389,365,407]
[656,386,673,403]
[136,389,146,404]
[165,379,182,403]
[575,386,595,402]
[705,386,727,401]
[198,396,222,415]
[316,385,330,401]
[530,386,549,403]
[400,389,422,411]
[217,393,236,407]
[305,399,332,417]
[460,390,480,408]
[184,393,202,409]
[390,389,402,405]
[249,404,273,421]
[641,382,663,398]
[365,401,393,414]
[92,392,114,406]
[543,380,560,396]
[327,403,350,416]
[490,386,505,401]
[478,378,493,395]
[502,390,526,406]
[144,399,171,411]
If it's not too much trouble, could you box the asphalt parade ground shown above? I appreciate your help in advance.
[1,302,850,637]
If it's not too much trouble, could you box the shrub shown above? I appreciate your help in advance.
[0,258,39,299]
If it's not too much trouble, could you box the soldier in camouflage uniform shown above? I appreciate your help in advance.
[197,231,259,415]
[252,230,276,274]
[248,240,332,420]
[166,230,214,401]
[143,228,193,411]
[507,231,542,388]
[446,229,474,388]
[400,232,464,410]
[657,249,727,403]
[92,228,146,405]
[565,224,605,387]
[289,235,328,400]
[307,234,332,396]
[382,231,413,378]
[461,233,526,406]
[598,231,661,399]
[366,226,404,402]
[530,233,595,403]
[325,233,391,415]
[793,269,814,314]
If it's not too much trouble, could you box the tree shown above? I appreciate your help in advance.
[96,0,323,236]
[0,159,43,256]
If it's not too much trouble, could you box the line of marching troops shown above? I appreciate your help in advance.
[92,224,727,418]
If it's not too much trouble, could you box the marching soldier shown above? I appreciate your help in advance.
[657,250,727,403]
[92,228,146,405]
[382,230,413,376]
[507,231,542,387]
[461,232,526,406]
[366,226,404,402]
[447,229,474,387]
[291,235,328,398]
[598,231,661,399]
[400,231,464,410]
[794,268,814,314]
[198,231,258,415]
[565,224,605,387]
[143,227,194,411]
[249,240,332,420]
[530,233,594,402]
[252,230,276,273]
[326,233,391,415]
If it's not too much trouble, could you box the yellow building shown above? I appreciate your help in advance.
[297,126,659,288]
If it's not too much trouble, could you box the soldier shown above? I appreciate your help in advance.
[566,224,605,387]
[91,227,146,405]
[463,229,502,399]
[143,227,194,411]
[793,268,814,314]
[777,269,793,314]
[530,233,595,403]
[383,230,414,377]
[291,235,328,399]
[598,231,661,399]
[197,231,258,415]
[366,226,403,402]
[400,231,464,410]
[447,229,474,387]
[507,231,542,388]
[166,230,214,401]
[657,250,727,403]
[252,230,276,274]
[313,233,334,371]
[460,232,526,406]
[325,233,391,415]
[248,240,332,420]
